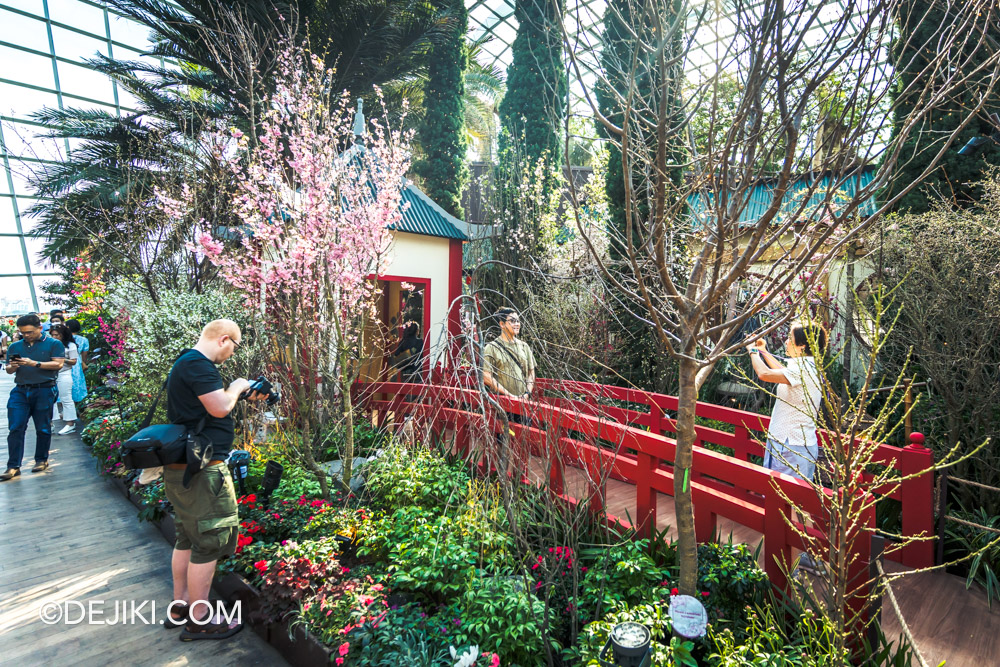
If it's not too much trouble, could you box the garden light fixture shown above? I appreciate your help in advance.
[260,460,284,507]
[598,622,651,667]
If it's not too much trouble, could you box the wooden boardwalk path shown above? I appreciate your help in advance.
[525,453,1000,666]
[0,374,285,666]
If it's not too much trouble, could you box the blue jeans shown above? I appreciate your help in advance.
[7,384,58,469]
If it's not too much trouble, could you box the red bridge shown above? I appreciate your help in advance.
[355,376,936,626]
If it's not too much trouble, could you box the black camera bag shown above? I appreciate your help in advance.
[122,423,188,469]
[122,359,203,470]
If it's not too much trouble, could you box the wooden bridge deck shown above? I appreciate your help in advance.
[0,374,284,666]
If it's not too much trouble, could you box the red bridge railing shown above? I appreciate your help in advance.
[354,376,936,625]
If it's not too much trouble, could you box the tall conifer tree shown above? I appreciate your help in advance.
[416,0,470,218]
[498,0,567,168]
[886,1,1000,212]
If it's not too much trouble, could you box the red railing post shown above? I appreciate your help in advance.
[763,477,791,597]
[900,432,935,568]
[586,450,605,515]
[695,502,718,543]
[648,398,665,436]
[733,425,750,462]
[635,452,657,539]
[548,419,566,497]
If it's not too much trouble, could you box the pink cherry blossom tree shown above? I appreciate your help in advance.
[173,42,411,496]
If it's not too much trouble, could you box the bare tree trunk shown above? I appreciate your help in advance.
[301,416,330,498]
[340,370,355,494]
[675,354,700,593]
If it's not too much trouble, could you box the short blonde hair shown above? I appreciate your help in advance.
[201,319,241,342]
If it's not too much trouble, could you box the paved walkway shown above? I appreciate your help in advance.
[0,372,285,666]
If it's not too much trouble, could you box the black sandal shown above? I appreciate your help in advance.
[163,603,188,629]
[179,617,243,641]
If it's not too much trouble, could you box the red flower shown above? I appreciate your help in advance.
[701,591,710,597]
[253,560,268,574]
[671,587,679,595]
[338,642,350,656]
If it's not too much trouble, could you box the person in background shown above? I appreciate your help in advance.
[0,327,9,365]
[2,314,65,480]
[66,319,89,405]
[483,307,536,435]
[390,321,424,383]
[747,321,827,572]
[41,309,64,334]
[48,323,79,435]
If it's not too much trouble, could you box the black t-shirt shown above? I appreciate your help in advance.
[166,349,234,457]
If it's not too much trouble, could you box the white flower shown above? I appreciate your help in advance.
[450,645,480,667]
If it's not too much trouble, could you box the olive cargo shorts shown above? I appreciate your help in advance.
[163,463,239,564]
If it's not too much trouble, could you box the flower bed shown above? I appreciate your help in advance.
[77,378,913,666]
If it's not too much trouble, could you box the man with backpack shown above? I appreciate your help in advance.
[162,319,263,640]
[483,308,536,428]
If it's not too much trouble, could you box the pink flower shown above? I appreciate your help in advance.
[338,642,350,656]
[490,654,501,667]
[336,659,344,666]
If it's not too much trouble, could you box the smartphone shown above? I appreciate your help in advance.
[8,354,21,361]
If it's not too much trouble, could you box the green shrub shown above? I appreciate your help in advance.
[386,513,481,604]
[578,539,667,619]
[365,443,470,513]
[106,284,269,406]
[944,503,1000,607]
[697,541,768,633]
[452,576,558,667]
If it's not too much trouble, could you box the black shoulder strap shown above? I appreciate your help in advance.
[493,339,527,379]
[138,350,190,431]
[138,377,170,431]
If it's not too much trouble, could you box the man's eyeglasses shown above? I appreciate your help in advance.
[228,336,242,348]
[506,318,520,324]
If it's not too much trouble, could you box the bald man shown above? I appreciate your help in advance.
[162,319,262,640]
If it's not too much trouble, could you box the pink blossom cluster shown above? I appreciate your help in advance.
[163,40,412,386]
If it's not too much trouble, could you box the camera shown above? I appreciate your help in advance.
[241,375,281,405]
